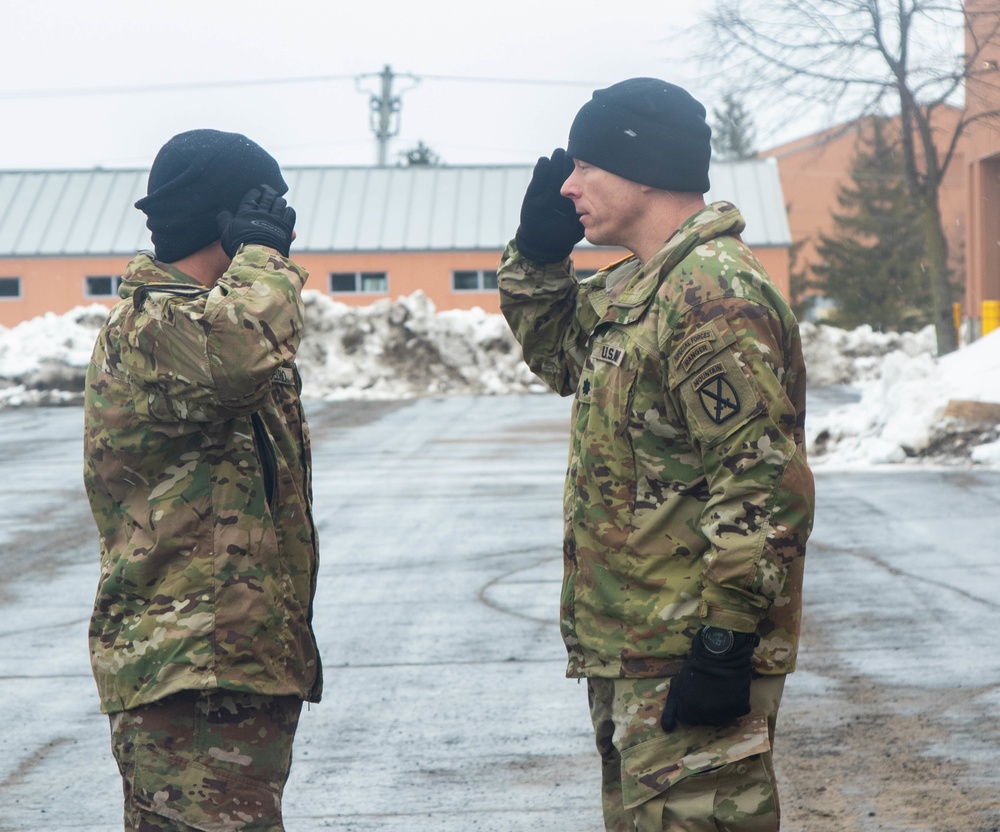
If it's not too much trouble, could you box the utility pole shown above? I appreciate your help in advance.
[356,65,418,166]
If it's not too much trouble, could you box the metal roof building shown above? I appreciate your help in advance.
[0,160,791,326]
[0,160,790,257]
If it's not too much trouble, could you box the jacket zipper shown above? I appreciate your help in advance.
[251,412,278,513]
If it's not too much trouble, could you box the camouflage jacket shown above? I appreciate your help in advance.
[499,202,814,679]
[84,247,322,713]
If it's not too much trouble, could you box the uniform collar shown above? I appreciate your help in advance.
[118,251,204,301]
[598,201,746,326]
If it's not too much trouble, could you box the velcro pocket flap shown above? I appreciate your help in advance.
[620,710,770,811]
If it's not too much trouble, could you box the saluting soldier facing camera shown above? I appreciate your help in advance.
[499,78,814,831]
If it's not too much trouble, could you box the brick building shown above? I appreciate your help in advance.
[963,0,1000,334]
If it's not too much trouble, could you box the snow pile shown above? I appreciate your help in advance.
[0,305,110,406]
[0,292,542,408]
[1,294,999,468]
[799,322,938,387]
[297,291,541,399]
[808,327,1000,468]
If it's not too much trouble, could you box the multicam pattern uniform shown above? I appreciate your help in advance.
[84,246,322,715]
[109,690,301,832]
[499,202,814,822]
[587,674,785,828]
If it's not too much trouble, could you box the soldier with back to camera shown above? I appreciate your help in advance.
[84,129,321,832]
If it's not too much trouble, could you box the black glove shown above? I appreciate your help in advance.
[661,628,760,733]
[514,148,585,265]
[217,184,296,259]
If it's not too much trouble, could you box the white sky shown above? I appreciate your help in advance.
[0,0,763,171]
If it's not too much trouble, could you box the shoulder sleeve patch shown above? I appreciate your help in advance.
[692,362,742,424]
[669,318,762,447]
[674,324,719,374]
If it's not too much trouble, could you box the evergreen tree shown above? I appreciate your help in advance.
[711,92,757,160]
[399,141,441,167]
[786,236,818,322]
[812,118,932,332]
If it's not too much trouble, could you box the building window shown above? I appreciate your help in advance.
[0,277,20,299]
[452,269,499,291]
[329,271,388,293]
[85,275,122,298]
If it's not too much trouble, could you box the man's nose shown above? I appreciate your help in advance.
[560,171,578,199]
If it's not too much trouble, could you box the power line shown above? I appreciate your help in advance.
[0,67,602,166]
[418,74,600,87]
[0,74,358,99]
[352,66,598,166]
[0,71,598,100]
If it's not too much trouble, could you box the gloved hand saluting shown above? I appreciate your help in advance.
[515,148,585,265]
[218,184,296,259]
[661,627,760,733]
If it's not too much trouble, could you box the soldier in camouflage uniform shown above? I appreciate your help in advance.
[84,129,322,832]
[498,80,814,831]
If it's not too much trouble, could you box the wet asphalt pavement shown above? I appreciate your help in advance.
[0,394,998,831]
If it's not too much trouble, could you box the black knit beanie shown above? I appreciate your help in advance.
[135,129,288,262]
[566,78,712,193]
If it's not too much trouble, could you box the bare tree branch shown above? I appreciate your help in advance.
[701,0,999,353]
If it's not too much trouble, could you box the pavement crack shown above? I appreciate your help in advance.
[477,554,561,625]
[1,737,75,789]
[811,541,1000,611]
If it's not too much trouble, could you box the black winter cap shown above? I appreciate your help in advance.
[135,129,288,263]
[566,78,712,193]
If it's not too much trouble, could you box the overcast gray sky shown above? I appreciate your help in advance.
[0,0,753,170]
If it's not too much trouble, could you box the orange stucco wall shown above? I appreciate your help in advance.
[0,248,632,328]
[0,256,129,327]
[0,242,791,329]
[289,247,630,313]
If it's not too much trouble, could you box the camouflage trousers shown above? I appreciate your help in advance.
[108,689,302,832]
[587,674,785,832]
